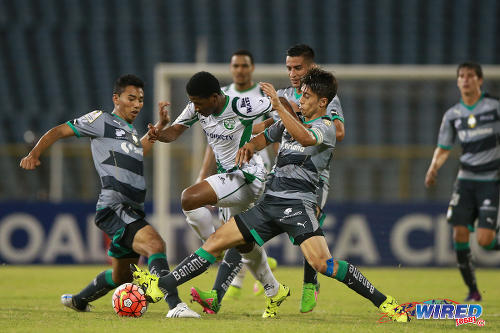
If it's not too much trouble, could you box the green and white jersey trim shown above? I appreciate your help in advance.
[173,94,272,173]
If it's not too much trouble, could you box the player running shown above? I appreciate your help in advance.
[131,68,410,322]
[19,75,199,318]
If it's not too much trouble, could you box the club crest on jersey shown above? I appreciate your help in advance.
[323,119,332,126]
[223,118,236,130]
[467,114,477,128]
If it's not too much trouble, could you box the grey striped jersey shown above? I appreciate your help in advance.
[275,86,344,198]
[438,94,500,181]
[263,115,336,203]
[67,111,146,210]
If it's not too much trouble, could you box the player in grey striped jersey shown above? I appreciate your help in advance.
[252,44,345,313]
[20,74,199,318]
[425,62,500,302]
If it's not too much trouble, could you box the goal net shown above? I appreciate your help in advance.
[153,64,500,263]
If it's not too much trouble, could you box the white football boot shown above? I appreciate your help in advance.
[61,294,91,312]
[166,302,201,318]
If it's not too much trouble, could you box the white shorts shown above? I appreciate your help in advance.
[206,168,266,223]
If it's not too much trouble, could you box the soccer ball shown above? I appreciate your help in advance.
[112,283,148,317]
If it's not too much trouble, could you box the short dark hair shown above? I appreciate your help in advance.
[113,74,144,95]
[287,44,315,62]
[300,67,337,104]
[232,49,254,65]
[457,62,483,79]
[186,71,221,98]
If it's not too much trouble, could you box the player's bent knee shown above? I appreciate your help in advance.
[478,236,495,248]
[181,188,196,210]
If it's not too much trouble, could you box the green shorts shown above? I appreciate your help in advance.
[447,179,500,231]
[95,205,149,258]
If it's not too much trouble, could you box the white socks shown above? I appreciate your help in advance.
[241,244,279,297]
[183,207,214,242]
[230,265,247,288]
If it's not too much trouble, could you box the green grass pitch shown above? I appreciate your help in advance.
[3,265,499,332]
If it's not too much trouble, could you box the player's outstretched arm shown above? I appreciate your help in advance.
[235,133,268,167]
[425,147,451,187]
[19,123,75,170]
[260,82,316,147]
[252,117,275,134]
[146,102,187,143]
[142,102,171,156]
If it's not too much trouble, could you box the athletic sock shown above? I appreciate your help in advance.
[325,260,386,308]
[158,248,215,295]
[455,242,478,293]
[303,257,318,285]
[183,207,215,242]
[241,245,279,297]
[148,253,181,310]
[230,265,247,289]
[212,248,244,301]
[74,269,117,309]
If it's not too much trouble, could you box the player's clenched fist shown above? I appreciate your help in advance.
[20,154,41,170]
[259,82,282,110]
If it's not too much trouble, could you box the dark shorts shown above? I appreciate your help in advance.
[234,194,323,246]
[95,205,149,259]
[447,179,500,231]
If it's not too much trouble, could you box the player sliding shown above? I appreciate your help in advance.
[132,68,410,322]
[146,71,286,317]
[19,75,199,318]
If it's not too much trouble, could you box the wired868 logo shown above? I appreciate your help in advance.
[379,299,485,327]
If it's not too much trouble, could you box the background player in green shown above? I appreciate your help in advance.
[19,74,199,318]
[132,68,409,322]
[425,62,500,302]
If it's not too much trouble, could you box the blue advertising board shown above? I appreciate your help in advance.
[1,201,500,266]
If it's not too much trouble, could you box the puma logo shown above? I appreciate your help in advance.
[297,221,307,228]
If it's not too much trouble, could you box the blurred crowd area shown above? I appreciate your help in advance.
[1,0,499,202]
